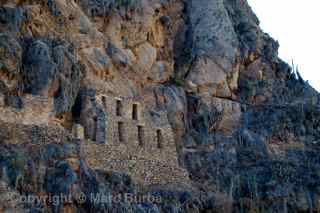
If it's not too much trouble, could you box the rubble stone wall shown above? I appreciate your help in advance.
[0,95,54,125]
[83,94,191,187]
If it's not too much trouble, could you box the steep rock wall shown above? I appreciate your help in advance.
[0,0,320,212]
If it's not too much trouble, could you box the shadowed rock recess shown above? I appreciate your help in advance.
[0,0,319,212]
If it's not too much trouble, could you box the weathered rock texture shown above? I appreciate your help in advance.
[0,0,320,212]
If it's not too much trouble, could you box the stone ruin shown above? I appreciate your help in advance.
[0,94,54,125]
[81,93,192,187]
[0,90,191,187]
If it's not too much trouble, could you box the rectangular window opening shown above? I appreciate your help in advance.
[102,96,107,108]
[157,129,163,149]
[132,104,138,120]
[93,117,97,142]
[116,100,122,116]
[118,122,124,142]
[137,125,144,146]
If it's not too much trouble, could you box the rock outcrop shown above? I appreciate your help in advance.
[0,0,319,212]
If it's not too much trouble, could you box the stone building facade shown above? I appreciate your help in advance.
[0,90,191,187]
[83,93,192,187]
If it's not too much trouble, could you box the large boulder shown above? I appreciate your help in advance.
[148,61,173,83]
[188,0,238,70]
[81,47,112,78]
[106,42,136,69]
[184,0,240,98]
[52,44,83,113]
[186,57,232,98]
[22,40,57,95]
[133,42,157,73]
[21,39,83,113]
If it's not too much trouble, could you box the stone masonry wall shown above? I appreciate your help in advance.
[83,94,192,188]
[0,95,54,125]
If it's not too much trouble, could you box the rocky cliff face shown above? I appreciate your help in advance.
[0,0,320,212]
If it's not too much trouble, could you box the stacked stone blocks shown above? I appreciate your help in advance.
[83,94,192,187]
